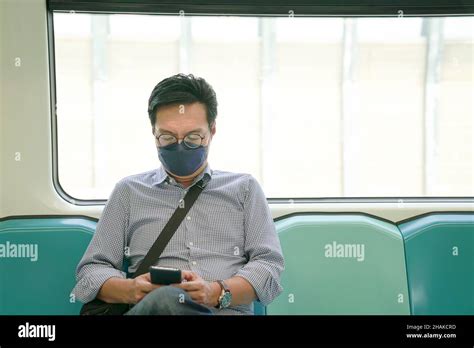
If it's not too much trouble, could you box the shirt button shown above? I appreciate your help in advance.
[186,216,191,220]
[189,242,194,246]
[192,261,197,265]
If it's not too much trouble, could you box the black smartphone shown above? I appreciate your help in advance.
[149,266,182,285]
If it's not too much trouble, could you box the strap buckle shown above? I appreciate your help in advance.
[195,179,206,190]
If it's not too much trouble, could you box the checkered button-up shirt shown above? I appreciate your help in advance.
[72,164,284,314]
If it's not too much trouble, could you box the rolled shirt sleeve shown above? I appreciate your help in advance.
[71,180,129,304]
[235,175,285,306]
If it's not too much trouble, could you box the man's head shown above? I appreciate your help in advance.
[148,74,218,179]
[148,73,218,130]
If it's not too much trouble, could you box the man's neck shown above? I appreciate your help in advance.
[177,178,194,189]
[170,163,207,188]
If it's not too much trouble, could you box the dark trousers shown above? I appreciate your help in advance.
[124,286,214,315]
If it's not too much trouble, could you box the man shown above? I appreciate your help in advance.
[72,73,284,315]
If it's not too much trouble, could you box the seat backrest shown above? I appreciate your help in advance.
[0,217,95,315]
[266,214,411,315]
[398,213,474,315]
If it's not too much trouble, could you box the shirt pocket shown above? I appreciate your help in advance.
[192,202,245,258]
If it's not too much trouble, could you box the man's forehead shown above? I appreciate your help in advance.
[155,103,208,130]
[157,102,206,114]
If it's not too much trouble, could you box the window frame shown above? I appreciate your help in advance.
[47,0,474,16]
[47,2,474,205]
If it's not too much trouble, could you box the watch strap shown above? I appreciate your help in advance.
[215,280,230,309]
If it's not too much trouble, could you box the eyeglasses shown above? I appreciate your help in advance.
[155,132,206,149]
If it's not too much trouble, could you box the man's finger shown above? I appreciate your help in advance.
[140,281,155,293]
[173,281,202,291]
[186,290,204,303]
[181,270,199,282]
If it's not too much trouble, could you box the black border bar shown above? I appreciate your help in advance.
[47,0,474,16]
[0,315,473,345]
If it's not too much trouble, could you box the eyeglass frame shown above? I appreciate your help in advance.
[153,128,210,149]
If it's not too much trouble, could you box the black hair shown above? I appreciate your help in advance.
[148,73,218,129]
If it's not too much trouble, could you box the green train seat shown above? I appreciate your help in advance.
[0,217,95,315]
[266,214,410,315]
[398,213,474,315]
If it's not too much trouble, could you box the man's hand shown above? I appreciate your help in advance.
[129,272,162,304]
[173,270,220,307]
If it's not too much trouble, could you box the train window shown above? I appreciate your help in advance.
[52,13,473,200]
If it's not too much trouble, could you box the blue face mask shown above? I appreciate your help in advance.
[157,142,208,177]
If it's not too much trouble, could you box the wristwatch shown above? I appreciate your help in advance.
[215,280,232,309]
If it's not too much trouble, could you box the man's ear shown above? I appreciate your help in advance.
[210,121,216,137]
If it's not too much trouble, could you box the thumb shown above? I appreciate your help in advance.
[142,272,152,282]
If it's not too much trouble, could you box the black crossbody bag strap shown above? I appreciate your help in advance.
[132,178,205,278]
[80,178,205,315]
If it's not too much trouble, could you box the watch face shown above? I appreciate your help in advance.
[220,291,232,308]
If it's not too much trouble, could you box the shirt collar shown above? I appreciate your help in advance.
[152,163,212,188]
